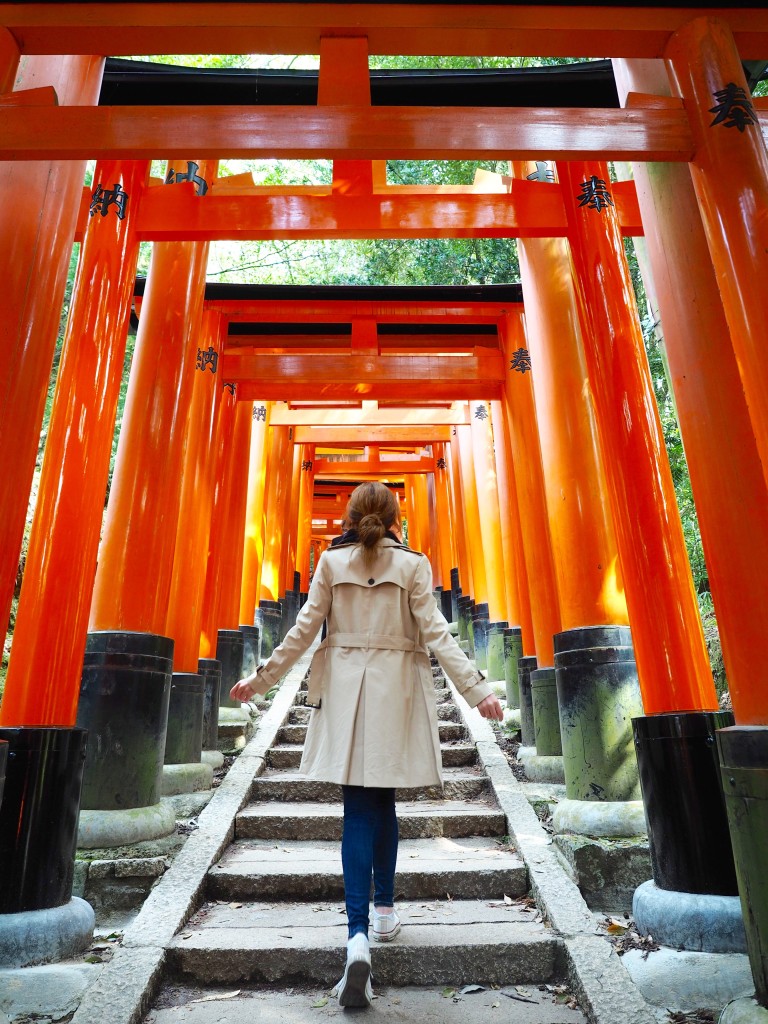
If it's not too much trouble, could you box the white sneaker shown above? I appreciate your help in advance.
[372,908,401,943]
[336,933,372,1007]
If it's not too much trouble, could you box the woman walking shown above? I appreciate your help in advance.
[231,482,503,1007]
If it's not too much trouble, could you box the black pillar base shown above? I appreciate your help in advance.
[164,672,204,765]
[518,656,539,748]
[198,658,222,750]
[471,602,490,670]
[0,726,88,914]
[255,600,282,659]
[718,725,768,1006]
[633,710,737,895]
[216,628,245,709]
[77,631,173,811]
[239,624,261,676]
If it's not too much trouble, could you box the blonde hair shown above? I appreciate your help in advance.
[344,482,401,564]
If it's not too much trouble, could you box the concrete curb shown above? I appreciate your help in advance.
[448,679,656,1024]
[69,659,307,1024]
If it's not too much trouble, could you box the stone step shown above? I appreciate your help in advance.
[277,721,465,745]
[250,768,488,803]
[169,899,560,987]
[288,700,458,726]
[207,836,527,902]
[236,799,508,841]
[266,742,477,770]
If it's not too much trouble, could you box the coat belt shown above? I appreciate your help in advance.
[305,632,428,708]
[322,632,427,655]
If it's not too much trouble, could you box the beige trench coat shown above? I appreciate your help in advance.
[251,539,493,788]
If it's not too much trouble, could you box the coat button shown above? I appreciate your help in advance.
[368,578,375,585]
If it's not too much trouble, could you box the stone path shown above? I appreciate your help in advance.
[157,656,585,1020]
[69,646,656,1024]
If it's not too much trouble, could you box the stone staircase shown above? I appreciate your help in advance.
[165,659,582,1005]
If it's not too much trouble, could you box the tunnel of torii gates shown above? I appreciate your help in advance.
[1,0,768,997]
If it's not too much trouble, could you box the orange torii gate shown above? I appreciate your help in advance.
[0,5,767,1006]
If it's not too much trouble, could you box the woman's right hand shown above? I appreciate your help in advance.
[476,694,504,721]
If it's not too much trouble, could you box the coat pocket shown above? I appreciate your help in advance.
[306,644,328,708]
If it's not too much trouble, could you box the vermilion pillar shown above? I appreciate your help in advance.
[489,401,534,649]
[432,445,455,591]
[240,401,271,625]
[296,445,316,591]
[1,160,150,727]
[513,197,629,630]
[469,401,508,623]
[448,433,473,597]
[412,474,432,566]
[199,384,238,659]
[281,441,304,595]
[0,28,20,90]
[456,424,488,605]
[559,161,715,715]
[166,311,224,672]
[404,478,421,553]
[500,313,560,665]
[89,166,214,634]
[259,426,292,602]
[216,401,253,631]
[614,58,768,727]
[0,54,104,643]
[666,18,768,493]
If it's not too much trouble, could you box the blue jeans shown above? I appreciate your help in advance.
[341,785,399,939]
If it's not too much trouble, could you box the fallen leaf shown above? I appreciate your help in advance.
[491,1001,500,1009]
[460,985,486,995]
[442,988,456,998]
[503,894,513,905]
[311,997,329,1009]
[228,902,243,910]
[190,991,241,1004]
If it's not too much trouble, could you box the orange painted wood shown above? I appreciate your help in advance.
[5,4,768,59]
[199,384,238,659]
[0,54,103,648]
[223,351,505,403]
[618,56,768,727]
[513,174,629,631]
[293,426,450,445]
[89,160,214,634]
[0,84,56,106]
[448,433,473,597]
[500,312,560,665]
[560,159,716,715]
[490,400,535,652]
[457,424,488,605]
[217,299,510,322]
[270,405,469,427]
[217,400,253,629]
[469,401,508,623]
[0,104,697,162]
[281,442,303,594]
[240,401,271,626]
[76,178,642,243]
[433,443,455,593]
[166,311,224,672]
[667,18,768,503]
[296,444,316,591]
[0,159,149,728]
[404,478,420,554]
[0,26,20,92]
[412,473,432,565]
[259,425,292,602]
[313,457,434,476]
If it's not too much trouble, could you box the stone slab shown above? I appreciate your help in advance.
[207,835,526,900]
[250,767,488,803]
[0,962,102,1021]
[161,763,214,796]
[553,834,652,914]
[146,983,586,1023]
[553,798,648,839]
[621,946,755,1012]
[266,742,477,770]
[77,802,176,851]
[170,904,561,986]
[235,799,507,841]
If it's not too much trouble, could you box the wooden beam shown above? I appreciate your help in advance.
[314,457,435,476]
[269,404,470,426]
[294,425,450,445]
[3,5,768,59]
[218,301,511,322]
[0,104,700,162]
[76,178,642,240]
[223,350,505,401]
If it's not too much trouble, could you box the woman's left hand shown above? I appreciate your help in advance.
[476,694,504,721]
[230,677,257,703]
